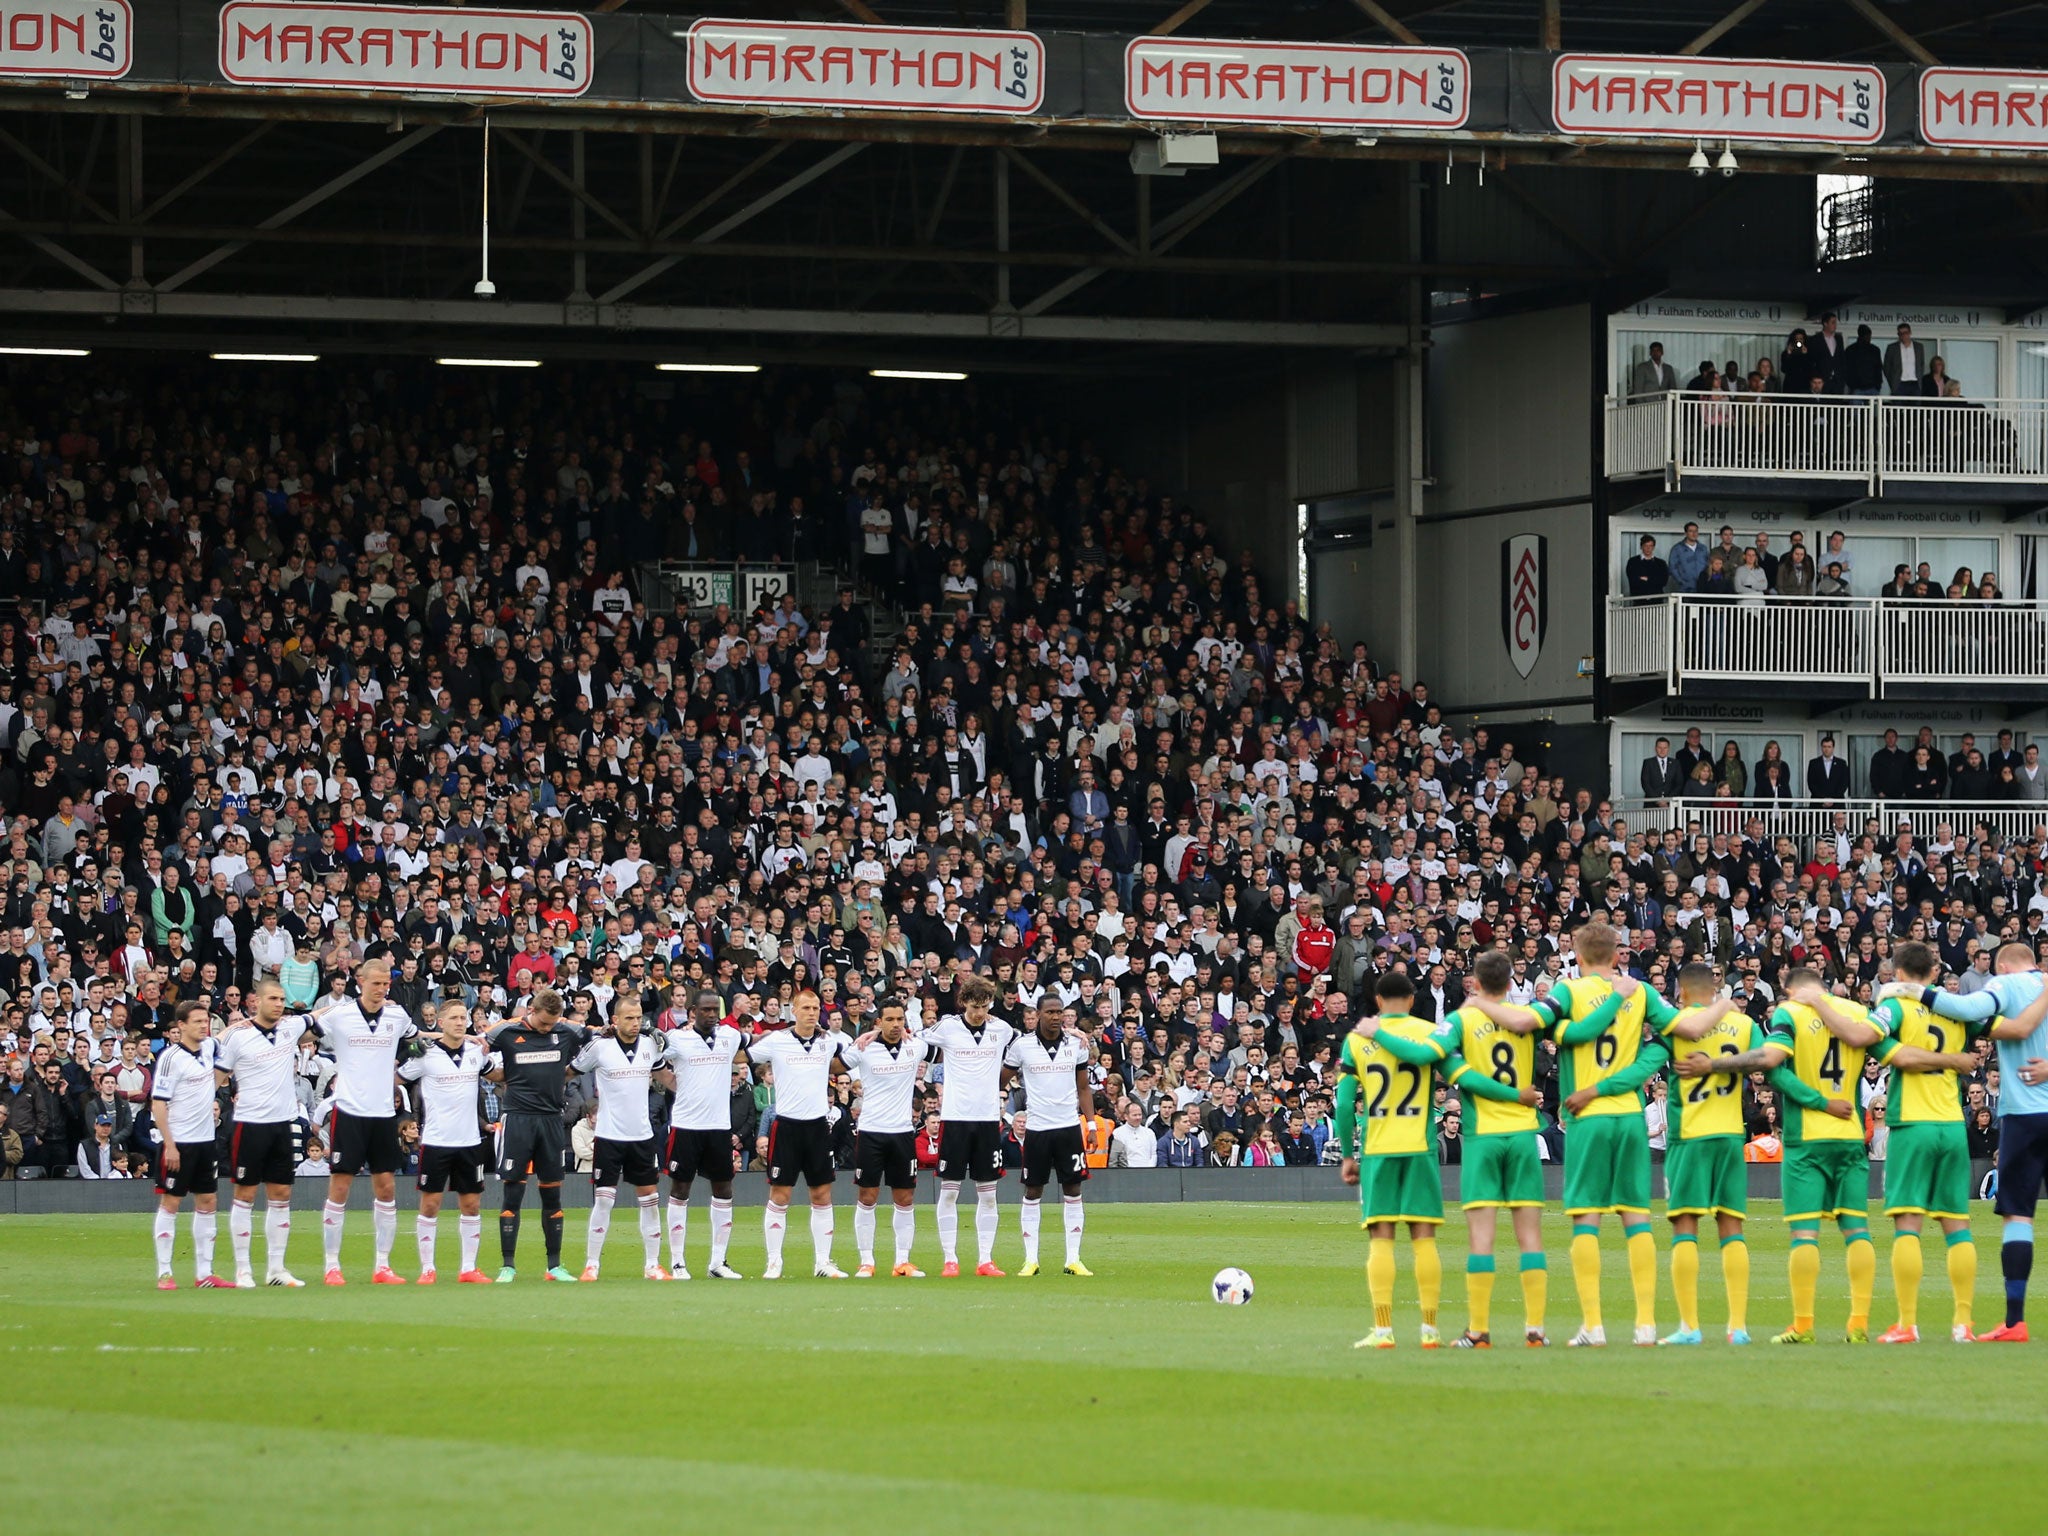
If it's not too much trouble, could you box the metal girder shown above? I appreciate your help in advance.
[1149,0,1213,38]
[136,121,272,222]
[1539,0,1561,51]
[1002,149,1137,257]
[0,286,1405,348]
[836,0,885,23]
[154,124,444,293]
[498,128,637,243]
[1841,0,1941,65]
[596,141,864,304]
[1680,0,1774,55]
[0,123,116,224]
[0,204,118,289]
[1346,0,1424,46]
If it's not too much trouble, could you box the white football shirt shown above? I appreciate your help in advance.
[926,1014,1017,1122]
[848,1034,933,1135]
[572,1032,661,1142]
[397,1037,488,1148]
[216,1018,310,1124]
[747,1027,850,1122]
[150,1038,218,1144]
[318,999,418,1118]
[1003,1030,1088,1131]
[662,1023,746,1131]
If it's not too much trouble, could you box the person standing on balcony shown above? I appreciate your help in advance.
[1641,739,1685,806]
[1625,536,1669,597]
[1631,343,1676,397]
[1754,742,1794,805]
[1807,738,1852,805]
[1814,312,1847,391]
[1880,564,1914,599]
[1823,532,1854,588]
[1991,731,2023,783]
[1870,730,1912,800]
[1734,549,1769,604]
[1817,562,1851,599]
[1751,533,1780,589]
[1884,324,1926,395]
[1952,750,1996,802]
[1668,523,1707,593]
[1905,745,1945,800]
[1842,325,1884,398]
[2017,745,2047,803]
[1775,546,1816,597]
[1780,327,1819,394]
[1921,356,1952,398]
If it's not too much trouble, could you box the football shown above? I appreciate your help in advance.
[1211,1267,1254,1305]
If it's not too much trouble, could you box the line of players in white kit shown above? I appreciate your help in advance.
[146,968,1097,1286]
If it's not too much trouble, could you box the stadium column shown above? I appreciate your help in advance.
[1396,160,1426,674]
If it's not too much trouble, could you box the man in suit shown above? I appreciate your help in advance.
[1674,727,1711,786]
[1630,342,1677,397]
[1806,737,1851,803]
[2019,744,2048,802]
[1640,738,1685,804]
[1868,728,1912,799]
[1812,312,1846,391]
[1990,729,2024,784]
[1411,964,1464,1023]
[1884,322,1928,395]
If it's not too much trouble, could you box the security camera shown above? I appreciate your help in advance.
[473,279,497,298]
[1687,144,1709,177]
[1716,145,1739,177]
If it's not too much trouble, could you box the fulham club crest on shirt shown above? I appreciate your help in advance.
[1501,533,1547,680]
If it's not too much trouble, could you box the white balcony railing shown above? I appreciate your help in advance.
[1607,595,2048,696]
[1612,797,2048,858]
[1604,392,2048,491]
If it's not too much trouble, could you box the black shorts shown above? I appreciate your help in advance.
[765,1116,835,1189]
[593,1135,661,1190]
[418,1144,487,1196]
[938,1119,1005,1183]
[855,1129,918,1191]
[664,1126,736,1185]
[329,1110,401,1177]
[1023,1125,1090,1190]
[155,1139,219,1198]
[498,1111,568,1182]
[229,1121,299,1188]
[1996,1112,2048,1218]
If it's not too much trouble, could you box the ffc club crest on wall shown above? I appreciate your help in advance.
[1501,534,1547,680]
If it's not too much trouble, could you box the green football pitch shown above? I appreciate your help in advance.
[7,1202,2048,1535]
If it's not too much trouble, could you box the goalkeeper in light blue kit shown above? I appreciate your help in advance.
[1895,942,2048,1343]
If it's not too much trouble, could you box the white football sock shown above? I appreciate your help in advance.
[637,1193,662,1267]
[1019,1197,1041,1267]
[321,1201,346,1270]
[854,1201,877,1265]
[372,1199,397,1269]
[936,1181,961,1263]
[709,1197,733,1267]
[265,1200,292,1277]
[974,1183,999,1265]
[667,1198,690,1270]
[1063,1196,1085,1265]
[892,1203,916,1266]
[763,1201,787,1269]
[153,1209,176,1273]
[458,1214,482,1273]
[809,1204,835,1270]
[230,1199,254,1274]
[193,1211,217,1279]
[587,1186,616,1269]
[416,1214,439,1273]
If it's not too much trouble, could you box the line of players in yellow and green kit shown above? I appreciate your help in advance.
[1332,923,2012,1348]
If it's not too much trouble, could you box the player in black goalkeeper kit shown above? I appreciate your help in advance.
[485,987,587,1281]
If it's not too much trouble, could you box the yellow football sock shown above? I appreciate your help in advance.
[1948,1231,1977,1330]
[1626,1225,1658,1329]
[1570,1228,1602,1330]
[1789,1239,1820,1332]
[1845,1233,1876,1328]
[1892,1234,1923,1331]
[1521,1258,1548,1331]
[1413,1236,1441,1328]
[1670,1237,1700,1333]
[1721,1237,1749,1333]
[1368,1237,1396,1330]
[1466,1257,1496,1335]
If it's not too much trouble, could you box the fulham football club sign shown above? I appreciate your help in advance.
[1502,534,1547,681]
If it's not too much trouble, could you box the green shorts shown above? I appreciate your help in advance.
[1357,1151,1443,1226]
[1460,1132,1546,1209]
[1883,1121,1972,1221]
[1782,1139,1871,1224]
[1562,1113,1652,1216]
[1664,1135,1746,1219]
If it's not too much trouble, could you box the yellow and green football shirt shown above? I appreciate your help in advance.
[1432,1003,1538,1135]
[1662,1006,1755,1141]
[1337,1015,1447,1157]
[1871,993,1986,1127]
[1533,976,1663,1118]
[1765,999,1884,1144]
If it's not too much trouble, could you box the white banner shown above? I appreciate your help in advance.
[0,0,132,79]
[1919,67,2048,149]
[687,18,1041,114]
[741,568,792,614]
[1552,54,1883,143]
[218,3,593,96]
[1125,38,1468,127]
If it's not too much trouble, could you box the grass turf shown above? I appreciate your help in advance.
[6,1202,2048,1535]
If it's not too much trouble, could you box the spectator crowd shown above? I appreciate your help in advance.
[0,358,2022,1197]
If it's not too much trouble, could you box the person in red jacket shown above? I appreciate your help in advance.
[1292,895,1336,985]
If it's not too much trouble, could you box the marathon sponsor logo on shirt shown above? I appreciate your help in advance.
[217,2,593,97]
[1551,54,1882,143]
[1918,67,2048,148]
[0,1,132,79]
[686,18,1042,114]
[513,1049,561,1064]
[1125,37,1468,128]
